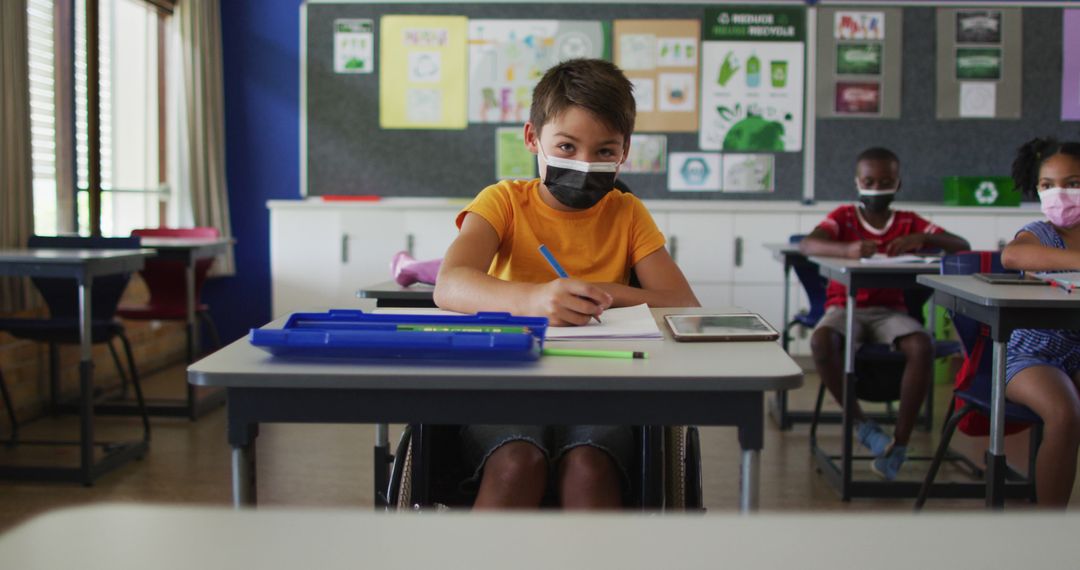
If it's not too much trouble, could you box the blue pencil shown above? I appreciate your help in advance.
[537,244,601,324]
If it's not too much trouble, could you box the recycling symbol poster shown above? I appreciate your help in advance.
[699,6,805,152]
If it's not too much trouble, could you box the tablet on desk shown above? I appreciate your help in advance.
[973,273,1044,286]
[664,313,779,342]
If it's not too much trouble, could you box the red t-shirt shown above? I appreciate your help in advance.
[816,204,944,310]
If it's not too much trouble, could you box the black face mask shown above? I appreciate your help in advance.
[539,146,618,209]
[859,194,895,213]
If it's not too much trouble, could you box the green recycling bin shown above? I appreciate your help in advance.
[943,176,1021,207]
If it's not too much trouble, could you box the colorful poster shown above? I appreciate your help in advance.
[699,6,805,152]
[668,153,721,192]
[956,48,1001,80]
[836,43,882,75]
[621,134,667,174]
[614,20,700,132]
[379,16,468,129]
[959,81,996,118]
[1064,10,1080,120]
[834,11,885,41]
[835,82,880,115]
[468,20,607,124]
[334,19,374,74]
[495,127,535,180]
[956,11,1001,44]
[722,154,774,193]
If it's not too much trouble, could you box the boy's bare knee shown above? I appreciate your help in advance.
[485,441,547,487]
[897,332,932,360]
[561,446,618,490]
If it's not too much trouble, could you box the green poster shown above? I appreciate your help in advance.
[956,47,1001,80]
[703,6,806,42]
[836,43,882,75]
[495,127,535,180]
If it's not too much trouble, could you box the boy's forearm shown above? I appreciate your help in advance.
[598,282,701,308]
[1001,243,1080,271]
[927,233,970,253]
[433,266,534,314]
[799,237,849,258]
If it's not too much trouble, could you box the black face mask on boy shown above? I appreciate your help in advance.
[538,144,619,209]
[856,180,898,214]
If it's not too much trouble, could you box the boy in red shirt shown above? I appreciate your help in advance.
[799,147,969,480]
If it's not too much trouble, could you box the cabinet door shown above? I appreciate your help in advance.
[339,210,407,306]
[733,213,799,283]
[926,214,999,251]
[404,209,460,261]
[689,283,732,309]
[995,214,1031,250]
[270,209,341,316]
[733,283,786,333]
[666,212,734,282]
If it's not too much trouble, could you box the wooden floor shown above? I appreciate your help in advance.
[0,359,1076,532]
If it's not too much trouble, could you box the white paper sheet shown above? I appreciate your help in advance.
[544,303,663,341]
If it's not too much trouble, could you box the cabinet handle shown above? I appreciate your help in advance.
[734,237,744,267]
[406,233,415,257]
[997,239,1006,250]
[668,235,679,262]
[341,234,349,264]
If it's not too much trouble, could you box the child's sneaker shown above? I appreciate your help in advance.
[871,444,907,481]
[856,420,891,456]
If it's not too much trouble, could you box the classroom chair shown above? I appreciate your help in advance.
[915,252,1041,509]
[382,424,702,511]
[0,236,150,441]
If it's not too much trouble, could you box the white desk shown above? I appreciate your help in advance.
[917,274,1080,508]
[0,248,151,484]
[188,307,803,512]
[3,504,1079,570]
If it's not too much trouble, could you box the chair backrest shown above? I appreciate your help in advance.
[788,234,828,324]
[27,235,141,320]
[131,227,220,310]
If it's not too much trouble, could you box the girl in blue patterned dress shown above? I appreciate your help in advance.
[1001,137,1080,507]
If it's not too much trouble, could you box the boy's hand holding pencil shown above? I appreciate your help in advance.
[526,277,612,327]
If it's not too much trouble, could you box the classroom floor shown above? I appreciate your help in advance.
[0,358,1075,533]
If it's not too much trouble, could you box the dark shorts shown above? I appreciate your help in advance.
[459,425,633,493]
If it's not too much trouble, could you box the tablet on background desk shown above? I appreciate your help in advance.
[664,313,780,342]
[973,273,1045,286]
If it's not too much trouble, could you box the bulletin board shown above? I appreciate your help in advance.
[303,1,807,201]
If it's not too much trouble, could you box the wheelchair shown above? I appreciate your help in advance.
[379,424,703,511]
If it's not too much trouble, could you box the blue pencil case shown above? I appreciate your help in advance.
[249,309,549,361]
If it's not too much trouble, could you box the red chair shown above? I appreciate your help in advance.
[116,228,223,418]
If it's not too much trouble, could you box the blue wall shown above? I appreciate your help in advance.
[208,0,304,342]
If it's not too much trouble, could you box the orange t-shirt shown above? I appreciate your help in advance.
[455,179,666,285]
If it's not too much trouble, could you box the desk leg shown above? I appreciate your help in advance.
[185,263,199,420]
[739,450,760,513]
[229,417,259,508]
[78,278,94,486]
[987,339,1007,509]
[841,291,856,501]
[923,296,937,432]
[374,423,390,509]
[772,261,793,430]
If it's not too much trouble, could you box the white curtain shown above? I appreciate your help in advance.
[173,0,234,274]
[0,0,36,313]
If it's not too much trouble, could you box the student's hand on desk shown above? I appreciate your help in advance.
[528,278,612,326]
[847,240,877,259]
[886,234,927,256]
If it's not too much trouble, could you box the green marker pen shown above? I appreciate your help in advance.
[396,325,530,334]
[542,348,648,359]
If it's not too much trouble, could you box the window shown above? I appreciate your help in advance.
[29,0,172,237]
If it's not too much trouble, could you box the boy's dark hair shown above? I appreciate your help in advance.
[855,147,900,169]
[1011,137,1080,197]
[530,58,635,143]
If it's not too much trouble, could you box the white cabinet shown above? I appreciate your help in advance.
[270,208,342,317]
[667,212,734,283]
[404,209,460,261]
[338,210,407,307]
[926,214,998,250]
[733,213,799,282]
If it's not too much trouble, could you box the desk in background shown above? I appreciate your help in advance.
[188,307,803,513]
[2,504,1078,570]
[918,274,1080,508]
[0,248,151,484]
[357,280,436,308]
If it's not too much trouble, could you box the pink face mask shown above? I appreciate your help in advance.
[1038,187,1080,228]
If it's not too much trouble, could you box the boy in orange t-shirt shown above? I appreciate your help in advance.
[435,59,698,510]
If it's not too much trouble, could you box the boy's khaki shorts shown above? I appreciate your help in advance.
[814,306,929,351]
